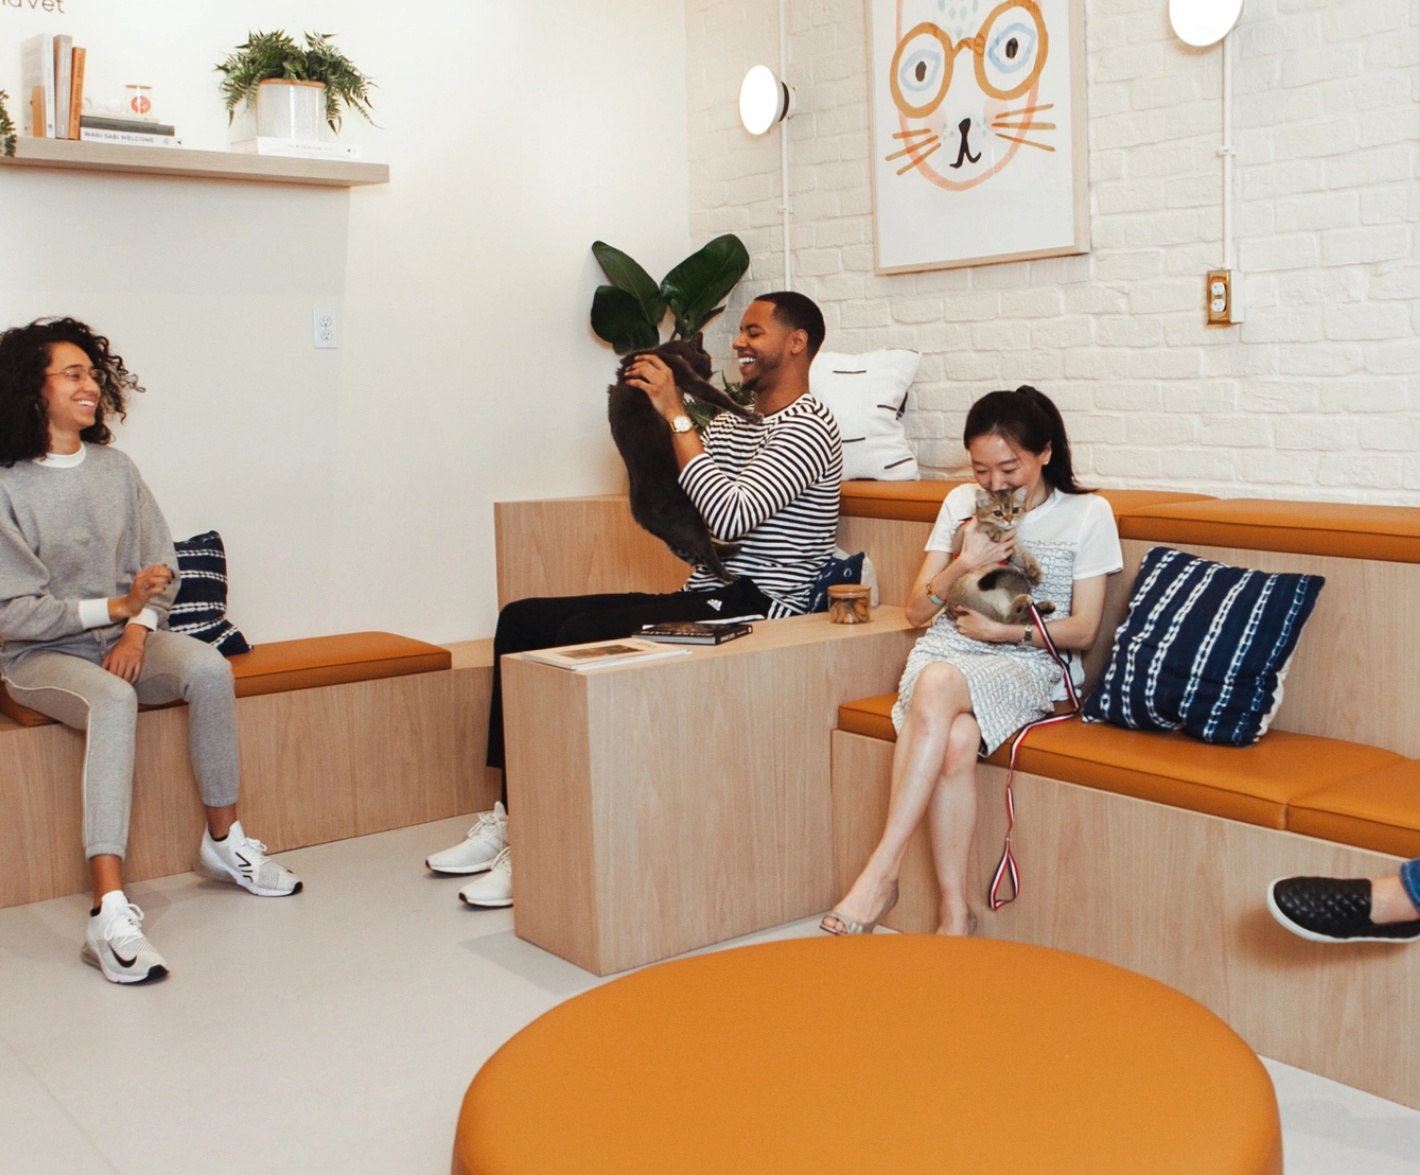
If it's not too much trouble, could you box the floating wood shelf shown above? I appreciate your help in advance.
[0,137,389,188]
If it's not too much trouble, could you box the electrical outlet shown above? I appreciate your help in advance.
[313,307,339,349]
[1205,270,1242,326]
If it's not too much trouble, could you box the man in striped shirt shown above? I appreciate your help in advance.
[433,291,842,908]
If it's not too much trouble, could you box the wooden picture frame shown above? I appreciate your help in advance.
[867,0,1090,274]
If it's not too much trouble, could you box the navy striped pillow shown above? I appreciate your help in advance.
[1082,546,1324,747]
[170,530,252,656]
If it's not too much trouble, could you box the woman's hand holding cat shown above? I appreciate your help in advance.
[951,606,1013,644]
[623,354,685,421]
[956,518,1016,570]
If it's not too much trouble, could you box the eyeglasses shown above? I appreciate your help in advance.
[890,2,1049,118]
[44,365,104,386]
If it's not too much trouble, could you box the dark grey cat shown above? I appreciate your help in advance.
[943,487,1056,626]
[607,335,760,583]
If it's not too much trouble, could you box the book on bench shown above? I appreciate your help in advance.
[639,621,753,645]
[521,637,691,672]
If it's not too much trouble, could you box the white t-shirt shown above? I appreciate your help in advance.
[925,484,1123,582]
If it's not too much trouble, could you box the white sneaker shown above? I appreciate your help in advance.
[193,820,303,896]
[459,847,513,908]
[427,803,508,875]
[82,892,169,984]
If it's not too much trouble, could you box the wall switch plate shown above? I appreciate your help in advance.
[313,307,338,349]
[1205,270,1241,325]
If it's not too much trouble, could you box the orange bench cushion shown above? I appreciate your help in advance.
[838,481,1216,524]
[840,479,966,521]
[0,631,452,727]
[1119,498,1420,564]
[838,694,1404,830]
[1287,760,1420,859]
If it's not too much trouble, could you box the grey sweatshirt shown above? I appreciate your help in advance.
[0,444,178,669]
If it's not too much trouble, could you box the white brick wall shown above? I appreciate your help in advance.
[685,0,1420,503]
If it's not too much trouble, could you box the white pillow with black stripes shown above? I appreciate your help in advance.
[809,349,920,481]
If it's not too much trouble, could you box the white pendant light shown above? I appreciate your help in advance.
[1169,0,1243,47]
[739,65,794,136]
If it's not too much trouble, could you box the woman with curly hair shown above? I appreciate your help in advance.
[0,318,301,984]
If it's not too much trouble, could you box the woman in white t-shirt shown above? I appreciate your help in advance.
[822,386,1122,936]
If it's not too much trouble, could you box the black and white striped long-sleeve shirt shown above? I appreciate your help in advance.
[680,395,842,616]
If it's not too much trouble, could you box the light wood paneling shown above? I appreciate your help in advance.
[830,729,1420,1109]
[1121,539,1420,756]
[505,610,919,975]
[0,653,496,908]
[495,495,690,606]
[837,515,931,608]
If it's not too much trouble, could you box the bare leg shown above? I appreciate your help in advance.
[1372,875,1420,923]
[926,713,981,935]
[89,854,124,904]
[89,804,237,906]
[205,804,237,840]
[825,663,975,930]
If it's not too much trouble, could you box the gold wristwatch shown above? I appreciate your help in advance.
[670,414,694,434]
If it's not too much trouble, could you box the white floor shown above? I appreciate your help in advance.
[2,817,1418,1174]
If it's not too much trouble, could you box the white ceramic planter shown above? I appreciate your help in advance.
[256,79,326,142]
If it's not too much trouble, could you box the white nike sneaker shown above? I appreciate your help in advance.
[82,892,169,984]
[459,847,513,908]
[194,820,303,897]
[426,803,508,875]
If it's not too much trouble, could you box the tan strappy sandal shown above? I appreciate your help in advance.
[820,884,899,936]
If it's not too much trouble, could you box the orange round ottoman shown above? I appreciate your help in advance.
[453,936,1282,1175]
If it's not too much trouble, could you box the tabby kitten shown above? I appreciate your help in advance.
[607,335,760,583]
[942,486,1056,627]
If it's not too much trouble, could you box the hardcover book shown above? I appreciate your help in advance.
[53,35,71,139]
[520,638,691,672]
[80,115,174,136]
[20,34,55,138]
[79,128,184,148]
[67,47,85,140]
[639,621,753,645]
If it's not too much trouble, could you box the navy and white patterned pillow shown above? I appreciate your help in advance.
[170,530,252,656]
[1082,546,1324,747]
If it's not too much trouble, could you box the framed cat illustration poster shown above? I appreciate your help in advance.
[868,0,1090,273]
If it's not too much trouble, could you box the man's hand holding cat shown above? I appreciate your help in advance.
[955,518,1016,570]
[623,354,685,422]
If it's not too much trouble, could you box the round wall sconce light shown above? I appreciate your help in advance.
[739,65,794,135]
[1168,0,1243,47]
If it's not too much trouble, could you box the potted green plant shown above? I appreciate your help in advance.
[0,90,16,157]
[216,31,375,138]
[590,233,754,427]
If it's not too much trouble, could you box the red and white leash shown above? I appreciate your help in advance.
[988,604,1080,911]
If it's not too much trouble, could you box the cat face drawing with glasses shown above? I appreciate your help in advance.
[888,0,1052,191]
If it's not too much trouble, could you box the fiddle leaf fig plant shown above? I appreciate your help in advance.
[0,90,16,158]
[590,234,750,355]
[216,31,375,132]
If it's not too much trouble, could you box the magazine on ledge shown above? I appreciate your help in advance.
[521,637,691,671]
[639,621,754,645]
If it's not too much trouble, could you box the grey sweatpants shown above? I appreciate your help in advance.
[3,629,240,859]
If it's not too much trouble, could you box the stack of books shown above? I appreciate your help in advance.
[79,116,180,148]
[20,34,180,148]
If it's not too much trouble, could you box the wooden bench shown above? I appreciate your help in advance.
[829,484,1420,1109]
[0,632,499,908]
